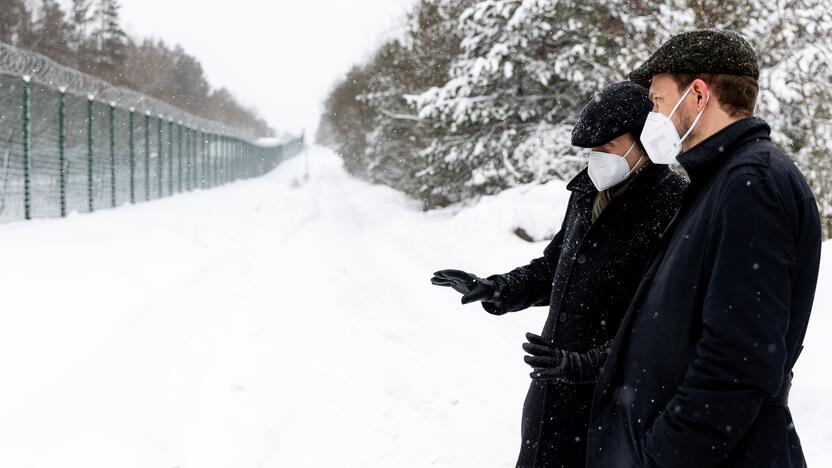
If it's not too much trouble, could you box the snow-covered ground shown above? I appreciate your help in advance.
[0,145,828,467]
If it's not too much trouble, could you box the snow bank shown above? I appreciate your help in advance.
[0,145,827,467]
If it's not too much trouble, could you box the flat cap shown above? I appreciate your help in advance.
[571,81,653,148]
[629,29,759,87]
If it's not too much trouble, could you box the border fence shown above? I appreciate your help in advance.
[0,41,303,224]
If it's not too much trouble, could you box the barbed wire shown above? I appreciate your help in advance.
[0,41,253,141]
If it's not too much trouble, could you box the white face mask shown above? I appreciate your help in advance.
[640,85,709,165]
[587,141,642,191]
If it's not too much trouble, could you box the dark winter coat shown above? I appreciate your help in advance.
[484,162,688,468]
[586,117,822,468]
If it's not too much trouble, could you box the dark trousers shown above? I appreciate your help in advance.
[516,380,593,468]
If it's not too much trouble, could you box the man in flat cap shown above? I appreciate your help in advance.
[431,81,687,467]
[583,29,822,467]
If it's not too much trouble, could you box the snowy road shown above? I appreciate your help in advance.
[0,145,828,467]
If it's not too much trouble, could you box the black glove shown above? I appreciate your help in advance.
[522,332,611,384]
[431,269,500,305]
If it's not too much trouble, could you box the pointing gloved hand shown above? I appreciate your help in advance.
[430,269,501,305]
[522,332,611,384]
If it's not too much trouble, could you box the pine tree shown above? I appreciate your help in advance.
[0,0,34,47]
[169,44,211,110]
[413,0,653,205]
[317,0,475,206]
[747,0,832,238]
[410,0,832,219]
[31,0,73,65]
[68,0,95,71]
[91,0,127,81]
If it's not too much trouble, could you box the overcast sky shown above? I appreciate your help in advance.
[114,0,419,138]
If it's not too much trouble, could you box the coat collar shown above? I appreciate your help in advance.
[567,160,670,196]
[677,116,771,184]
[566,167,596,194]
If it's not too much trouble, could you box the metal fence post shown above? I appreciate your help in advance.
[87,94,95,213]
[22,76,31,220]
[223,135,228,185]
[231,138,235,181]
[177,121,183,193]
[198,130,205,189]
[109,102,116,208]
[218,135,224,185]
[188,128,194,190]
[167,119,174,195]
[211,133,217,187]
[176,120,182,193]
[192,128,198,190]
[129,107,135,204]
[224,136,229,184]
[232,138,236,182]
[186,127,192,192]
[188,126,192,189]
[213,134,218,187]
[194,130,199,189]
[58,87,66,217]
[144,111,150,201]
[179,124,191,191]
[228,137,232,182]
[157,115,163,198]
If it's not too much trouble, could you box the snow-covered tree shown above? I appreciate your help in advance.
[316,0,832,235]
[412,0,670,205]
[413,0,832,231]
[318,0,474,206]
[749,0,832,237]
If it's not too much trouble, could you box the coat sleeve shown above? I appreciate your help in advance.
[640,172,796,468]
[556,339,613,384]
[480,227,565,315]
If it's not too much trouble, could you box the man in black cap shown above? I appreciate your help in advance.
[431,81,687,467]
[582,29,822,467]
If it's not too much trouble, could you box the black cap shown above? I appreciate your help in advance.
[629,29,759,87]
[571,81,653,148]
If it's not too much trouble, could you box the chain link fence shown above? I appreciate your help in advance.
[0,42,303,223]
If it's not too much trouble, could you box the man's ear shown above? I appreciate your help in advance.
[691,78,710,111]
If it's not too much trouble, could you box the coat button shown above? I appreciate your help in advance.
[576,254,587,264]
[559,313,568,323]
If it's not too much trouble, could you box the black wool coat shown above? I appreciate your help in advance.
[586,117,823,468]
[483,162,688,468]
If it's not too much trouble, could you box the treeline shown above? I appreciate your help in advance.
[318,0,832,239]
[0,0,273,137]
[316,0,471,205]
